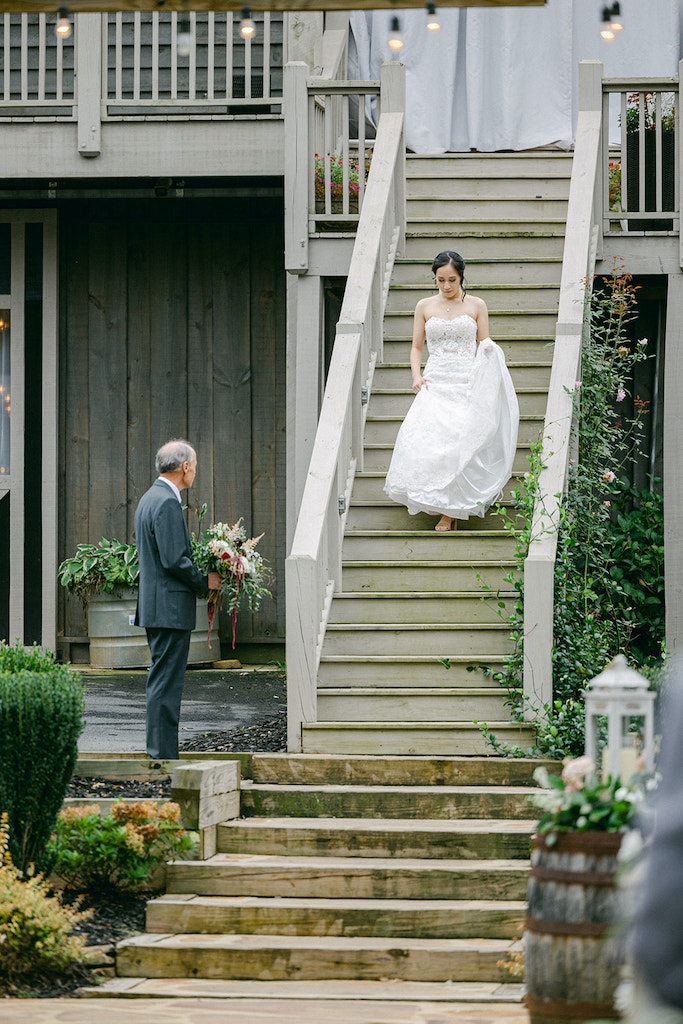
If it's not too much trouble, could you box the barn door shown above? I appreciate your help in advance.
[0,211,58,649]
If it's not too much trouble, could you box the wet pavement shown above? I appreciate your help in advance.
[77,666,285,752]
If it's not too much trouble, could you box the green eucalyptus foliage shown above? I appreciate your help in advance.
[0,643,85,874]
[57,538,139,601]
[477,270,664,759]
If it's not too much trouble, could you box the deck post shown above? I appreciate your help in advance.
[76,13,102,157]
[284,61,310,274]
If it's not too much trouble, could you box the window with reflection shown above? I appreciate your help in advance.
[0,313,8,476]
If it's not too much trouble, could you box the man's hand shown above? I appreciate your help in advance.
[207,572,221,591]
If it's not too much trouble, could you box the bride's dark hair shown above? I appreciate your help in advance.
[432,251,467,298]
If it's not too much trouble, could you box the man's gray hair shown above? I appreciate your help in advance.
[155,439,196,475]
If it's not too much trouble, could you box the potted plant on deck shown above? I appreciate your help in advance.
[58,539,212,669]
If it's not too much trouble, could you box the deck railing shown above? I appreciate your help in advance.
[601,71,681,237]
[523,60,603,714]
[102,11,284,111]
[0,10,285,124]
[0,13,74,112]
[285,61,405,752]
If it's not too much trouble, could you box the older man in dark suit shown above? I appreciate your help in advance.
[134,440,220,758]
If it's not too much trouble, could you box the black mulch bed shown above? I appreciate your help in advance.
[8,710,287,998]
[179,705,287,753]
[68,776,172,799]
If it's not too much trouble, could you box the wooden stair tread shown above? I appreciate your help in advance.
[118,932,522,951]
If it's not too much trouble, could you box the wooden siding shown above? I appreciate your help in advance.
[58,196,286,650]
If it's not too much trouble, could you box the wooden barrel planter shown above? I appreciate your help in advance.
[524,831,624,1024]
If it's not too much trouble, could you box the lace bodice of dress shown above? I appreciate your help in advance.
[425,314,477,362]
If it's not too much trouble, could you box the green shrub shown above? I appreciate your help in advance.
[0,813,91,989]
[49,800,194,892]
[0,644,85,874]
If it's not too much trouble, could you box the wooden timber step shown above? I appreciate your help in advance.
[320,623,514,657]
[344,506,525,534]
[374,361,552,386]
[216,816,535,859]
[340,530,517,560]
[165,854,531,900]
[245,754,554,787]
[327,593,514,625]
[239,782,539,819]
[115,932,523,983]
[85,977,525,1002]
[300,722,533,755]
[405,234,565,259]
[318,655,507,687]
[145,894,526,939]
[340,559,516,592]
[315,689,512,722]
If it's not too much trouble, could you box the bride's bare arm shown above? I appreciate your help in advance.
[410,301,428,392]
[474,298,490,343]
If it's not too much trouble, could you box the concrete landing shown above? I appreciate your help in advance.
[0,997,530,1023]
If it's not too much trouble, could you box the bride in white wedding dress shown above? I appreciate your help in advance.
[383,251,519,531]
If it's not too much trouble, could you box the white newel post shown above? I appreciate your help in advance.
[379,61,406,257]
[284,62,310,274]
[75,13,102,157]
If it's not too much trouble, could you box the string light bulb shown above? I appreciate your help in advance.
[426,3,440,32]
[55,6,71,39]
[600,8,614,40]
[610,1,623,31]
[176,12,192,57]
[240,7,256,38]
[601,3,623,40]
[388,15,404,52]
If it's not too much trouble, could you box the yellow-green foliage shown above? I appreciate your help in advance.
[50,801,194,892]
[0,814,92,987]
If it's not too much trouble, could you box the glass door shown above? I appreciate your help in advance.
[0,212,58,649]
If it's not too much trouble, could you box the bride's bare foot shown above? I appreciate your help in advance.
[435,516,455,532]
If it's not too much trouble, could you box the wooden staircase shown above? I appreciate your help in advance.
[95,753,545,1003]
[302,150,572,755]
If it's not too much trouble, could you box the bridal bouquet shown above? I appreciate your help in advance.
[192,509,271,647]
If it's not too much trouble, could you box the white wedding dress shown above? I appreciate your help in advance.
[383,314,520,520]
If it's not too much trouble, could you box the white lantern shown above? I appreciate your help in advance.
[584,654,655,783]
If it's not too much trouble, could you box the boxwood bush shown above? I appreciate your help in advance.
[0,643,85,874]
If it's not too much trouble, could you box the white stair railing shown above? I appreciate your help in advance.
[285,62,405,752]
[523,60,604,714]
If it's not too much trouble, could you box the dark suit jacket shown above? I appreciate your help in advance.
[134,479,208,631]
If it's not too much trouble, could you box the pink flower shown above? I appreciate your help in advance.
[604,500,611,507]
[616,388,626,402]
[603,470,616,483]
[575,381,581,389]
[561,755,595,793]
[638,338,648,347]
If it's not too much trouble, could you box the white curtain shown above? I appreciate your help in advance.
[349,0,682,154]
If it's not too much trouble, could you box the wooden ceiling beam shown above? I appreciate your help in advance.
[0,0,546,11]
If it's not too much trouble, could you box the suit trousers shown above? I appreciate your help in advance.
[145,626,192,758]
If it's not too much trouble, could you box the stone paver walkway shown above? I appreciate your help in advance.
[0,999,530,1023]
